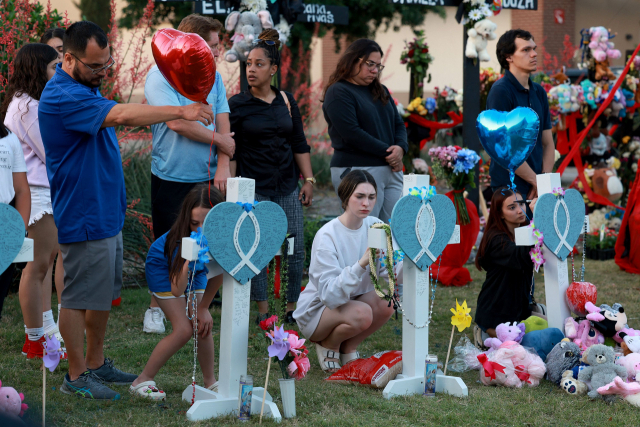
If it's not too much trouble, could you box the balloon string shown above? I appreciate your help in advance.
[208,124,217,207]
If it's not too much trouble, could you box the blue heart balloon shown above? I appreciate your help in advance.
[476,107,540,176]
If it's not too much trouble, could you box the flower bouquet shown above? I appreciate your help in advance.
[428,146,481,225]
[459,0,500,30]
[400,30,433,100]
[259,316,310,419]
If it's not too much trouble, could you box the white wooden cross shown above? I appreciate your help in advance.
[369,174,468,399]
[515,173,588,333]
[180,177,292,423]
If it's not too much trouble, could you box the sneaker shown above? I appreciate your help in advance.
[284,311,295,324]
[26,336,45,359]
[89,358,137,385]
[143,307,166,334]
[60,371,121,400]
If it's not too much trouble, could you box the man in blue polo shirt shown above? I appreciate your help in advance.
[39,21,213,400]
[486,29,555,200]
[142,14,234,334]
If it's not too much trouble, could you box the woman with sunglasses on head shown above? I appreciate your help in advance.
[228,29,314,325]
[323,39,408,223]
[473,187,538,347]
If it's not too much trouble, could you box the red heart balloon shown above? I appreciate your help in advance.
[566,281,597,316]
[151,28,216,104]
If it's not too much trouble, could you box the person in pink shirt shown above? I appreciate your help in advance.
[0,43,66,360]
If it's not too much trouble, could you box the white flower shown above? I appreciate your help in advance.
[240,0,266,12]
[479,5,493,17]
[633,163,638,172]
[468,9,483,21]
[471,0,483,5]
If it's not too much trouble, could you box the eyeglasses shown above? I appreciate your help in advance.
[254,39,276,46]
[363,59,385,72]
[71,53,115,75]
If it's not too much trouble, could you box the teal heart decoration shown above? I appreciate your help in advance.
[533,189,585,261]
[476,107,540,176]
[203,201,287,285]
[390,194,456,271]
[0,203,25,274]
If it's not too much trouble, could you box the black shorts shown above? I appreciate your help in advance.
[151,174,211,239]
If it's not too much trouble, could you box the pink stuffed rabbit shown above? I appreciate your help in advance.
[565,317,604,350]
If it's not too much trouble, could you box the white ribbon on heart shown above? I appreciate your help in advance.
[552,197,573,256]
[229,210,261,276]
[412,201,437,264]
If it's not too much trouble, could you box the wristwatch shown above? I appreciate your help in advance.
[305,177,316,186]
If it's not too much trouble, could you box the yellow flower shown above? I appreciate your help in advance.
[623,136,631,144]
[450,299,472,332]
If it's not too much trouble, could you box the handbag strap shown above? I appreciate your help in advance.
[280,90,291,117]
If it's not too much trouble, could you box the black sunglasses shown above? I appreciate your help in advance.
[254,39,276,46]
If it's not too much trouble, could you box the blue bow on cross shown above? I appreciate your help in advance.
[409,185,437,202]
[189,227,210,273]
[236,201,260,212]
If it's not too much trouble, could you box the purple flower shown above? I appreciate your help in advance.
[266,325,291,360]
[43,334,62,372]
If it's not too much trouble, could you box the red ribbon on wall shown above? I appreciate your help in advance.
[407,111,463,149]
[556,42,640,210]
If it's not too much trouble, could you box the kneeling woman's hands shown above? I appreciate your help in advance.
[359,248,381,269]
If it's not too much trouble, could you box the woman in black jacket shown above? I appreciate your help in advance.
[322,39,408,223]
[474,188,538,343]
[229,29,314,324]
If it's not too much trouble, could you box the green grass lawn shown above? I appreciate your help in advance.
[1,259,639,426]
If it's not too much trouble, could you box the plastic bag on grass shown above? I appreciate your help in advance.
[326,351,402,388]
[448,336,482,372]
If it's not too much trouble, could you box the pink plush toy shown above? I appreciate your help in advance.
[483,322,526,353]
[499,341,547,387]
[616,353,640,382]
[588,26,621,62]
[565,317,604,350]
[477,347,520,388]
[0,380,28,419]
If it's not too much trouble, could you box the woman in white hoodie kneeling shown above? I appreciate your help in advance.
[294,169,399,373]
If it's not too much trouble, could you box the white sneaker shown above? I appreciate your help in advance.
[143,307,166,334]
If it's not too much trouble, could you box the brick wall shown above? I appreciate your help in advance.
[511,0,576,68]
[321,30,349,84]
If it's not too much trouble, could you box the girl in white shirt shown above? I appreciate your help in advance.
[294,170,398,372]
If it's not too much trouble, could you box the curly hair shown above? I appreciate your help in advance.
[322,39,389,105]
[249,29,281,67]
[0,43,58,135]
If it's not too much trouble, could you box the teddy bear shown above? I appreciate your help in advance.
[590,168,623,203]
[579,344,628,402]
[595,59,616,81]
[465,19,498,62]
[545,340,582,384]
[499,341,546,387]
[561,370,589,395]
[581,80,598,109]
[224,10,274,63]
[586,302,628,338]
[483,322,526,353]
[588,26,621,62]
[565,317,605,350]
[0,380,28,419]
